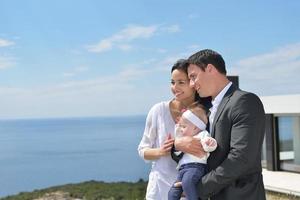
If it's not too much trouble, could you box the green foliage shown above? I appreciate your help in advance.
[3,180,299,200]
[266,191,300,200]
[0,180,148,200]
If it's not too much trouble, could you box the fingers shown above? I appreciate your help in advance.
[210,140,216,146]
[205,139,212,145]
[160,136,175,155]
[164,135,175,146]
[174,136,207,157]
[205,138,216,146]
[163,139,174,149]
[162,140,174,151]
[174,181,182,187]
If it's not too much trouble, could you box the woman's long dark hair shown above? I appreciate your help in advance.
[171,59,212,111]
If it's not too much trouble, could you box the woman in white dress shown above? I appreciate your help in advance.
[138,59,201,200]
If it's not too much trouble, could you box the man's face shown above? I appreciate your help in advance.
[187,64,210,97]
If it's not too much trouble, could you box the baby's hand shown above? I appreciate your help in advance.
[205,137,217,147]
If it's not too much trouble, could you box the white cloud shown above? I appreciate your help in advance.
[157,48,167,53]
[86,25,158,53]
[75,66,89,72]
[188,13,199,19]
[187,44,201,51]
[236,43,300,68]
[119,67,149,80]
[118,44,132,51]
[154,46,204,72]
[160,56,182,69]
[161,25,180,33]
[62,66,89,78]
[141,58,157,65]
[86,39,113,53]
[86,24,180,53]
[70,49,83,55]
[0,38,14,47]
[62,72,75,77]
[0,65,162,119]
[0,50,197,119]
[113,24,158,40]
[232,42,300,95]
[0,56,15,69]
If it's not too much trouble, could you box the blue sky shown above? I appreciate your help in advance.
[0,0,300,119]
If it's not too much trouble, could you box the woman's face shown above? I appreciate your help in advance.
[171,69,195,102]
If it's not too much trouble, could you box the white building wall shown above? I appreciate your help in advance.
[260,94,300,114]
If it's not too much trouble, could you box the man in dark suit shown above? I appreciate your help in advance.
[175,49,266,200]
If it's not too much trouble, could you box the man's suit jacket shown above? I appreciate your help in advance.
[198,84,266,200]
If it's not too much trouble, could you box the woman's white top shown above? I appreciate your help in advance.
[138,101,178,200]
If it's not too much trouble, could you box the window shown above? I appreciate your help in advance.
[261,135,267,167]
[277,115,300,172]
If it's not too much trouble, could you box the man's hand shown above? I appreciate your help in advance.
[174,136,206,157]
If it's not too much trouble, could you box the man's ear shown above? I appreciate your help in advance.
[206,64,217,74]
[206,64,213,72]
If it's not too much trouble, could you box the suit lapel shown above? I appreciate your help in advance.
[211,85,237,137]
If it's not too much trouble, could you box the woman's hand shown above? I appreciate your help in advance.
[143,134,175,160]
[159,133,175,156]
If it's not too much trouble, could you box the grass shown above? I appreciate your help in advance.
[0,180,147,200]
[266,191,300,200]
[1,180,299,200]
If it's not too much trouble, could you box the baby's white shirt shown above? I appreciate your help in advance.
[177,130,217,167]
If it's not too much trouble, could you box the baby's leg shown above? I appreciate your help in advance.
[181,167,204,200]
[168,183,183,200]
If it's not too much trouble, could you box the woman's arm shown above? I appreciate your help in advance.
[138,103,174,161]
[144,134,174,160]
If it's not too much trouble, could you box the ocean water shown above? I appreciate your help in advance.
[0,116,151,197]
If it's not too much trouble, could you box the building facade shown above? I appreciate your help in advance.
[260,94,300,173]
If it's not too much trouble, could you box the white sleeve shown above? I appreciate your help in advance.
[199,130,217,152]
[137,104,159,161]
[174,124,182,138]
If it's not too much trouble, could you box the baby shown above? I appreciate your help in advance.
[168,105,217,200]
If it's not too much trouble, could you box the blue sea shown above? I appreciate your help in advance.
[0,116,151,197]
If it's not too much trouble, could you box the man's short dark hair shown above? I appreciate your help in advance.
[187,49,227,75]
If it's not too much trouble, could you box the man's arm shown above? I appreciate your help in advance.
[198,93,265,198]
[175,136,207,158]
